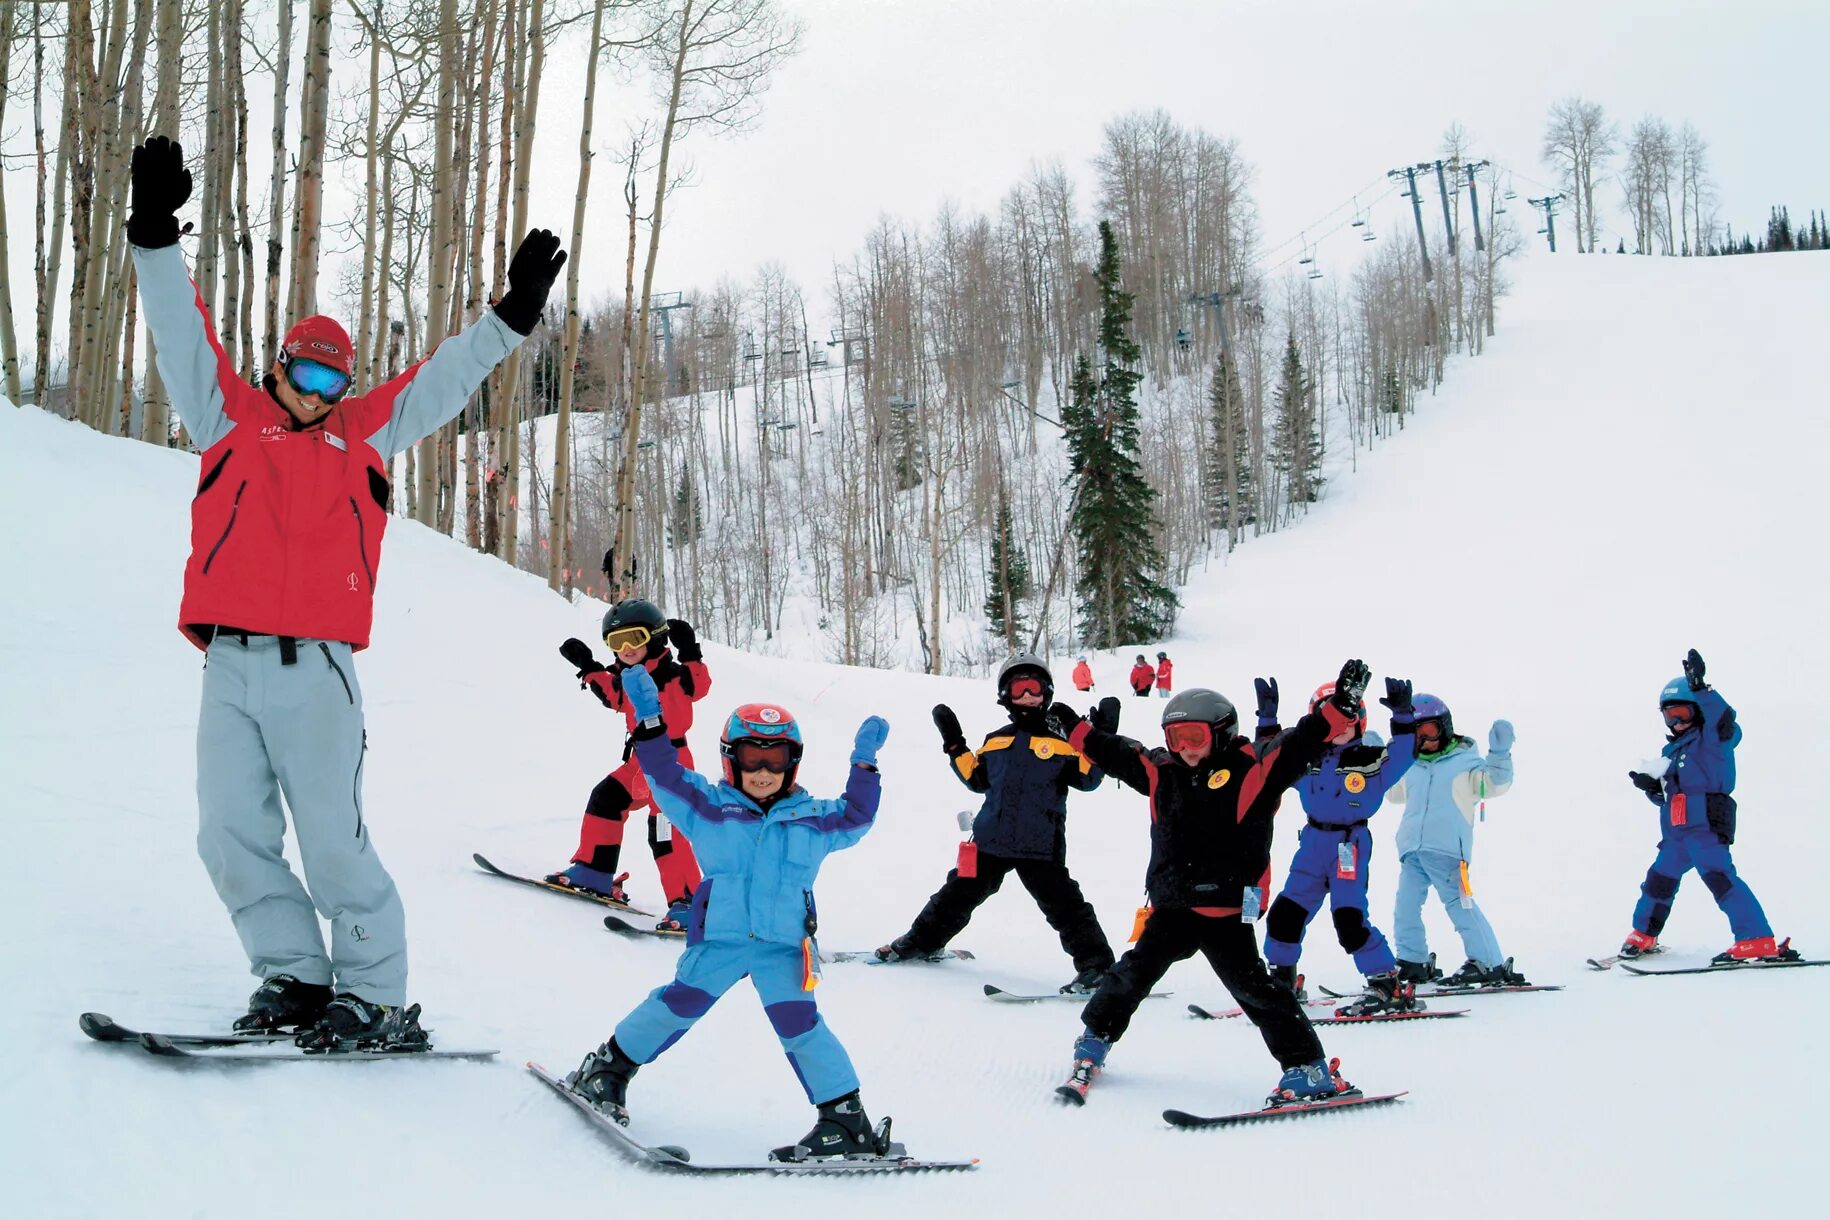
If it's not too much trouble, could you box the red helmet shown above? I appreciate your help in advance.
[1309,682,1367,739]
[281,315,354,376]
[719,703,804,788]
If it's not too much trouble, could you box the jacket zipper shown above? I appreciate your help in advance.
[319,642,354,704]
[349,497,375,589]
[202,481,249,574]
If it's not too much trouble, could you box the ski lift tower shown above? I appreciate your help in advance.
[1187,286,1244,357]
[648,292,694,393]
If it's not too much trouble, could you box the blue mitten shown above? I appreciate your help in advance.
[620,664,663,721]
[1488,720,1515,753]
[852,716,890,767]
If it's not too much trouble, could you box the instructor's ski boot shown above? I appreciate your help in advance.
[294,995,428,1052]
[874,935,937,963]
[1059,965,1110,996]
[546,864,631,905]
[654,898,692,935]
[1711,936,1800,966]
[1268,963,1309,1004]
[770,1090,893,1162]
[1268,1057,1355,1108]
[1333,971,1416,1017]
[1619,930,1659,959]
[232,974,332,1033]
[1395,954,1441,985]
[569,1037,640,1126]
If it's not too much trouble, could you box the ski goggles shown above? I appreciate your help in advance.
[1413,720,1447,747]
[1163,721,1213,753]
[1005,675,1046,702]
[1662,703,1697,732]
[728,739,797,774]
[604,625,654,653]
[280,354,352,404]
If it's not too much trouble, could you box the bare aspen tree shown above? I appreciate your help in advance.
[141,0,183,443]
[498,0,547,564]
[290,0,332,325]
[229,0,255,378]
[31,0,53,405]
[354,1,382,390]
[465,0,502,549]
[483,0,519,557]
[0,2,21,401]
[61,3,97,422]
[263,0,293,370]
[413,0,460,525]
[1542,97,1615,254]
[94,0,154,432]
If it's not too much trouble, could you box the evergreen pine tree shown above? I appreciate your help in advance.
[1270,333,1323,507]
[887,402,922,491]
[982,490,1032,645]
[1063,221,1179,649]
[1204,349,1253,536]
[668,469,703,549]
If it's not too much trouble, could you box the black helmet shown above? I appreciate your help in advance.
[1156,651,1168,660]
[1161,688,1238,739]
[997,653,1054,707]
[602,598,669,655]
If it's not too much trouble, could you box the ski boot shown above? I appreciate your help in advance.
[1487,957,1529,986]
[1268,963,1309,1004]
[1711,936,1800,966]
[769,1090,892,1162]
[1619,930,1659,959]
[1059,965,1110,996]
[568,1037,640,1126]
[1268,1057,1356,1108]
[874,935,934,963]
[654,897,692,935]
[1056,1030,1109,1105]
[1395,953,1441,985]
[545,864,631,904]
[294,995,429,1052]
[1333,970,1416,1017]
[1437,958,1499,988]
[232,974,332,1033]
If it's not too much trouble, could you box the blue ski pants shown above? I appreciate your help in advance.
[1265,824,1397,976]
[1631,827,1772,941]
[615,939,860,1104]
[1392,849,1505,969]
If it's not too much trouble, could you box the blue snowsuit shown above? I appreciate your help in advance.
[1630,688,1771,941]
[611,727,879,1105]
[1389,733,1514,968]
[1264,728,1416,976]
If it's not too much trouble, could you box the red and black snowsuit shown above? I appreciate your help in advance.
[570,644,711,904]
[1065,698,1356,1068]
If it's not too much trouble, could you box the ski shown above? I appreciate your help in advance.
[821,948,976,965]
[1620,957,1827,977]
[137,1033,498,1061]
[1163,1091,1408,1129]
[79,1011,295,1047]
[472,852,657,918]
[1588,946,1665,971]
[603,915,686,941]
[1317,982,1563,1000]
[528,1062,977,1174]
[984,984,1170,1004]
[1187,1003,1466,1025]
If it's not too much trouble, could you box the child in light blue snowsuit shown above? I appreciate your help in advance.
[566,664,896,1160]
[1388,694,1524,987]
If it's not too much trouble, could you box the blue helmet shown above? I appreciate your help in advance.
[1411,693,1453,748]
[1658,677,1696,708]
[719,703,804,786]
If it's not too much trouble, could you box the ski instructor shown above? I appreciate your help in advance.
[128,135,566,1049]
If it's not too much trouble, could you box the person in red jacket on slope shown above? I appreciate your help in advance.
[1129,655,1155,698]
[128,135,565,1049]
[553,599,711,931]
[1155,652,1174,699]
[1072,655,1095,692]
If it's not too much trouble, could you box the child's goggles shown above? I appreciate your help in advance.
[604,625,654,653]
[1005,675,1046,701]
[1413,720,1447,746]
[1163,721,1212,752]
[1662,703,1697,732]
[728,739,797,774]
[280,353,352,404]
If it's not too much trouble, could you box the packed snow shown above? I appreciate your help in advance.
[3,251,1826,1217]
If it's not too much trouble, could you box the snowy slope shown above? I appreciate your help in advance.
[3,252,1828,1219]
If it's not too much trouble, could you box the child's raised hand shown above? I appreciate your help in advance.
[852,716,890,767]
[620,663,663,721]
[1488,720,1515,753]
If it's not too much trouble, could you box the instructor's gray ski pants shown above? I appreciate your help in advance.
[196,634,406,1005]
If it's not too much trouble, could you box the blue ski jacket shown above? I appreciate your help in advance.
[947,712,1102,861]
[632,726,879,947]
[1649,688,1739,836]
[1292,728,1417,827]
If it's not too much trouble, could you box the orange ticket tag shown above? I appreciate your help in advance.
[1670,793,1688,826]
[801,938,821,991]
[1128,905,1152,943]
[1458,860,1474,909]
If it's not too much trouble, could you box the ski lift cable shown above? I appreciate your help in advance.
[1250,171,1396,269]
[1256,179,1404,279]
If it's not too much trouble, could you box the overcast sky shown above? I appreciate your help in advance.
[6,0,1828,366]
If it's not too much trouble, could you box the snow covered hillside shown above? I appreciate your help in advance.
[3,252,1827,1218]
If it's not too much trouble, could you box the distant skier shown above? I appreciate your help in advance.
[552,599,708,931]
[1387,694,1527,988]
[1154,651,1173,698]
[1129,655,1155,698]
[1054,661,1375,1107]
[565,664,896,1162]
[1617,649,1798,964]
[1259,677,1419,1015]
[1072,655,1095,693]
[875,656,1116,993]
[126,135,564,1047]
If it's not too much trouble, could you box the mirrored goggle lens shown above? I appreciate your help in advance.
[285,356,351,402]
[1662,704,1696,729]
[1006,676,1045,700]
[1164,722,1212,752]
[605,626,652,653]
[731,740,795,773]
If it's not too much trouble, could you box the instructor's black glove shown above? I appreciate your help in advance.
[1682,648,1708,692]
[1089,696,1122,735]
[665,618,700,663]
[1332,659,1372,711]
[559,637,606,677]
[492,229,568,336]
[1628,771,1664,798]
[1379,677,1414,717]
[128,135,191,249]
[1253,677,1279,722]
[1047,701,1085,736]
[932,704,966,754]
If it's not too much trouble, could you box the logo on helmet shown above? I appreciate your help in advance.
[758,707,782,724]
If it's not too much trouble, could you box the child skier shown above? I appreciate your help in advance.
[1054,661,1373,1108]
[565,664,895,1162]
[1260,677,1419,1015]
[1618,649,1797,964]
[875,655,1116,993]
[1154,652,1173,698]
[1129,655,1155,698]
[1387,694,1526,987]
[1072,655,1095,693]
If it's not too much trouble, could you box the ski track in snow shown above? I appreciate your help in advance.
[4,253,1829,1217]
